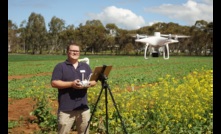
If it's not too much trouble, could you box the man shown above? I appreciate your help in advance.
[51,42,97,134]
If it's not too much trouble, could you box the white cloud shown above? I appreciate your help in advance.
[86,0,212,29]
[88,6,145,30]
[145,0,213,26]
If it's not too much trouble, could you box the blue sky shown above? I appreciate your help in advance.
[8,0,213,30]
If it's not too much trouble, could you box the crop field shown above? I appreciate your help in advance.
[8,54,213,134]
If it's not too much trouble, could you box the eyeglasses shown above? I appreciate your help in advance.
[69,50,80,53]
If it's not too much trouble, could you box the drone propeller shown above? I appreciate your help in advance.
[161,34,190,40]
[131,34,148,39]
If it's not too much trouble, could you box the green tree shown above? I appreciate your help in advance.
[18,20,28,53]
[115,29,129,55]
[48,16,65,54]
[59,24,76,55]
[77,20,106,55]
[187,20,213,56]
[8,20,18,53]
[26,12,47,54]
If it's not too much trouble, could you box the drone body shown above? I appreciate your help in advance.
[135,32,189,60]
[136,36,178,47]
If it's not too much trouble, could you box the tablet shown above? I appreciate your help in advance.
[89,65,112,81]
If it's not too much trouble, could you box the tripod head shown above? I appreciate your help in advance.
[98,65,108,82]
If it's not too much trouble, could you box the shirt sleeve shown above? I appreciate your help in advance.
[51,63,63,81]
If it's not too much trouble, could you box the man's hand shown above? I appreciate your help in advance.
[72,79,84,89]
[72,79,97,89]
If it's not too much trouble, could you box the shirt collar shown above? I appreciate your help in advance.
[65,59,83,67]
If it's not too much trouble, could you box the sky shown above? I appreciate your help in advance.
[8,0,213,30]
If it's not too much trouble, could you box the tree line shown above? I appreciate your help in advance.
[8,12,213,56]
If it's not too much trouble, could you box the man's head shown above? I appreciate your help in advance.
[66,42,80,61]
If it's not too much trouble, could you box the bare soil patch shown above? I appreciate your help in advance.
[8,98,40,133]
[8,72,51,80]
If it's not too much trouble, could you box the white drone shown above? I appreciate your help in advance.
[78,57,89,64]
[134,32,190,60]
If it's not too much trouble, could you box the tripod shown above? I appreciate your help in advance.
[84,65,128,134]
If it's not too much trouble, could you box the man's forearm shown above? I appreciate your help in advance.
[51,80,73,89]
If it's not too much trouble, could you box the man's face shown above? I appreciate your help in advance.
[68,45,80,60]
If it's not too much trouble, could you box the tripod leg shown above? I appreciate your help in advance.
[84,87,104,134]
[106,84,128,134]
[105,86,109,134]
